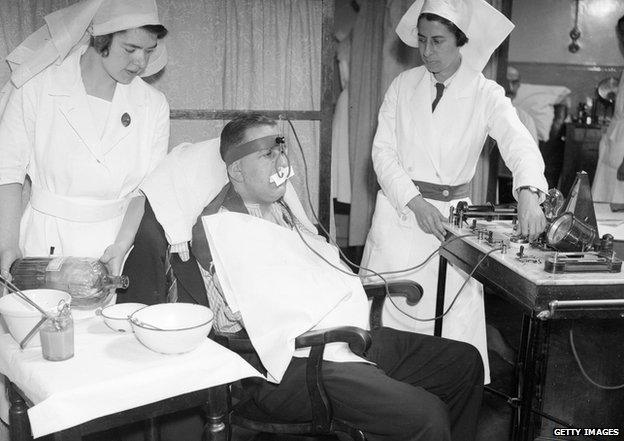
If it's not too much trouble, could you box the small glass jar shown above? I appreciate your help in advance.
[40,302,74,361]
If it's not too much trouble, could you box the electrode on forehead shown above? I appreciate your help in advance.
[223,135,286,165]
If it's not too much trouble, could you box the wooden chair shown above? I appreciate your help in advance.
[212,280,423,441]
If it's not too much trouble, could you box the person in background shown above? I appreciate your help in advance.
[506,66,538,142]
[593,14,624,211]
[0,0,170,283]
[359,0,548,383]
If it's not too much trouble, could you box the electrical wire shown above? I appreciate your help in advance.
[386,247,501,322]
[283,117,472,277]
[483,386,602,441]
[569,327,624,390]
[283,117,499,322]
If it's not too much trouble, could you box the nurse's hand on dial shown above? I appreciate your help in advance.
[99,243,129,276]
[407,195,447,241]
[517,189,547,242]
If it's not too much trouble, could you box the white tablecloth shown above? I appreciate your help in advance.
[0,317,261,438]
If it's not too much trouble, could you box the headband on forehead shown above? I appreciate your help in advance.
[223,135,285,165]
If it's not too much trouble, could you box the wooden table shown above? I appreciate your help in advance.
[435,222,624,441]
[7,380,230,441]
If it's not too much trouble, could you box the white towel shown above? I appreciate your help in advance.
[202,212,370,383]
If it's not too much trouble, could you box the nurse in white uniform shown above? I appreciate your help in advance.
[360,0,548,382]
[0,0,170,281]
[592,15,624,208]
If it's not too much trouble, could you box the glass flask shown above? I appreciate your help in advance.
[10,257,129,309]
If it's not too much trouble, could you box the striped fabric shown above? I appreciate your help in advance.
[164,247,178,303]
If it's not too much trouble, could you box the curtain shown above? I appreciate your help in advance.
[347,0,386,246]
[469,0,503,204]
[0,0,322,216]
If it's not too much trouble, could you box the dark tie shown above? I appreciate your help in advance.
[432,82,445,112]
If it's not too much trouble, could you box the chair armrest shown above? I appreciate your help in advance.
[212,329,256,353]
[365,280,423,330]
[295,326,371,356]
[214,326,372,356]
[364,280,423,306]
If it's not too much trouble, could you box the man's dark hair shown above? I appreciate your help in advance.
[220,113,278,161]
[90,24,168,56]
[419,13,469,47]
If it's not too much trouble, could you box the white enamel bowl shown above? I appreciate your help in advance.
[129,304,213,354]
[98,303,147,333]
[0,289,72,348]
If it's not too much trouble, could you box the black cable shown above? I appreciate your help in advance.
[385,247,501,322]
[284,117,503,322]
[284,116,473,278]
[569,327,624,390]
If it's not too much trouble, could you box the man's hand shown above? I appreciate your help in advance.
[617,160,624,181]
[0,245,21,295]
[99,243,129,276]
[407,195,447,241]
[517,189,547,241]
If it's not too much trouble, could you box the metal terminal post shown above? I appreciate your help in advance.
[517,245,525,258]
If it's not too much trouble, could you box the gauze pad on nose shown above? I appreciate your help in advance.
[270,166,295,186]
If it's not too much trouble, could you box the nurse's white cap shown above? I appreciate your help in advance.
[6,0,167,88]
[396,0,514,72]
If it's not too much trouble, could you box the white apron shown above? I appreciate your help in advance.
[361,62,548,383]
[0,47,170,260]
[593,73,624,204]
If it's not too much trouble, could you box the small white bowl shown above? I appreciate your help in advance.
[129,303,213,355]
[0,289,72,348]
[98,303,147,333]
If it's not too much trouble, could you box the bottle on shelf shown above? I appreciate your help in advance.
[10,257,129,309]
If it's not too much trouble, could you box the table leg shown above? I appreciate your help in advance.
[434,256,448,337]
[511,314,531,441]
[513,314,549,441]
[202,385,231,441]
[8,381,32,441]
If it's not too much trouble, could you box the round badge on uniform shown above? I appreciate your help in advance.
[121,113,131,127]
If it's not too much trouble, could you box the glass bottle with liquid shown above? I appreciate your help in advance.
[10,257,129,309]
[40,301,74,361]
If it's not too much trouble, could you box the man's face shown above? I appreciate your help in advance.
[417,18,461,77]
[506,67,521,99]
[101,28,158,84]
[236,125,289,205]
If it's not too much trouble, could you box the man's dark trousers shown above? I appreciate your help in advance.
[247,327,483,441]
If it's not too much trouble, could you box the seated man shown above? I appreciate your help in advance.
[124,114,483,440]
[196,114,483,441]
